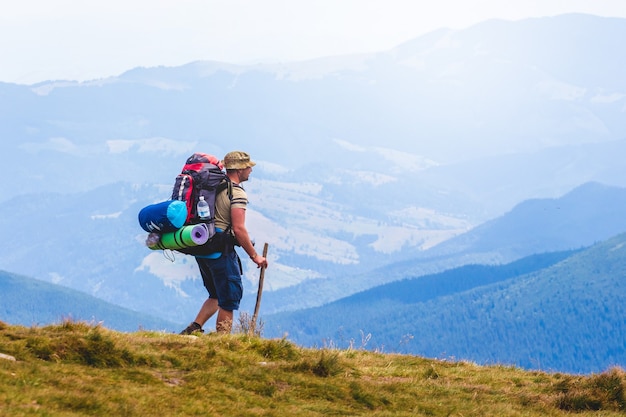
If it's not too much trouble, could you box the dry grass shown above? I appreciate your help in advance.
[1,320,625,416]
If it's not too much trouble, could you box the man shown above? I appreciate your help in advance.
[180,151,268,334]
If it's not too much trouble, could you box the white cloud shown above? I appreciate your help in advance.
[334,138,367,152]
[91,212,122,220]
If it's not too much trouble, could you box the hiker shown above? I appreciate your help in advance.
[180,151,268,335]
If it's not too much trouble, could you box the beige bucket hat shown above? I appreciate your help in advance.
[222,151,256,169]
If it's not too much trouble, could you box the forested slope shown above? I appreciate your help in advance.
[266,234,626,374]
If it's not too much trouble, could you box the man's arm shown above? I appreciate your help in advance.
[231,207,268,268]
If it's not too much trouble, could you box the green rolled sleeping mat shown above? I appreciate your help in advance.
[146,223,211,250]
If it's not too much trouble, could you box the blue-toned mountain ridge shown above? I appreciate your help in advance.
[252,182,626,313]
[0,270,180,332]
[0,14,625,327]
[265,232,626,374]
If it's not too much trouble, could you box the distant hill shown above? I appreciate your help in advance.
[251,182,626,314]
[423,182,626,259]
[0,270,182,332]
[264,232,626,374]
[323,250,581,307]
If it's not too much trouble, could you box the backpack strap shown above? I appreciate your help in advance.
[218,180,245,239]
[215,179,235,234]
[216,178,234,202]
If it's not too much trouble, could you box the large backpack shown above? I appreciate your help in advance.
[139,153,235,255]
[167,153,236,256]
[171,153,229,226]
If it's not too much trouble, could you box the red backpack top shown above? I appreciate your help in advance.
[170,153,229,225]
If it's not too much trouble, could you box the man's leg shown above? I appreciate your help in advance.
[194,298,219,326]
[180,298,218,335]
[180,258,220,335]
[216,308,233,333]
[210,251,243,334]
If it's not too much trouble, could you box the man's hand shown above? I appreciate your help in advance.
[251,254,268,269]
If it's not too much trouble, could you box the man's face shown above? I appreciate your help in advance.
[238,166,252,182]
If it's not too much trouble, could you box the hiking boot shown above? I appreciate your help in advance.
[180,322,204,335]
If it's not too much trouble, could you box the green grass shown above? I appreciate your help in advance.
[1,319,625,416]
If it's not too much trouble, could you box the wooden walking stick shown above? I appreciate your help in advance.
[251,242,269,335]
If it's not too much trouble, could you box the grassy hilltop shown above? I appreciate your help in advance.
[1,320,625,416]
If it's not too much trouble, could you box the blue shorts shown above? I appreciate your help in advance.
[196,251,243,311]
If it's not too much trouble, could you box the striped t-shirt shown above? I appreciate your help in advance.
[214,182,247,231]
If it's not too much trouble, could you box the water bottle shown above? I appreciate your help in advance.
[197,196,210,219]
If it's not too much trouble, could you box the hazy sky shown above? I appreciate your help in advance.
[2,0,626,84]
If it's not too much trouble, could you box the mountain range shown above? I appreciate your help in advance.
[252,182,626,314]
[2,14,626,209]
[1,13,625,372]
[2,199,624,373]
[265,232,626,374]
